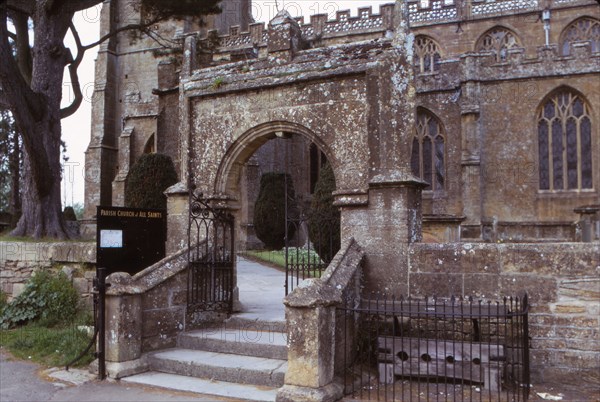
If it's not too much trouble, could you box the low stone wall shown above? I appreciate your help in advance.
[0,241,96,304]
[402,242,599,384]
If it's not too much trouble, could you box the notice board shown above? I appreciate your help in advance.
[96,206,167,276]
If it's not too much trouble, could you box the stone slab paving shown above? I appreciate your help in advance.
[235,257,286,323]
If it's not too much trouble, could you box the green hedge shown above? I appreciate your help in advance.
[253,173,297,250]
[125,153,178,210]
[309,163,340,262]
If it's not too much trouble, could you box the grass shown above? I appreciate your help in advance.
[0,234,94,243]
[243,248,323,269]
[0,314,95,368]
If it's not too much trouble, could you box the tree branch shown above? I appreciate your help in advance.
[60,22,84,118]
[81,18,163,51]
[9,9,32,84]
[6,0,35,15]
[59,0,105,14]
[0,4,42,121]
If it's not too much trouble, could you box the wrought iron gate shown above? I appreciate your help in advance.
[284,197,340,295]
[187,192,235,313]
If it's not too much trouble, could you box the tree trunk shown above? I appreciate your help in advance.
[8,120,21,227]
[8,8,75,239]
[11,126,70,239]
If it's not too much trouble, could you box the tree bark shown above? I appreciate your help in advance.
[8,117,20,227]
[3,4,75,239]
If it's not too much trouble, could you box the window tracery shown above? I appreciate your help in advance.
[414,35,442,74]
[411,109,446,191]
[560,17,600,56]
[476,27,521,62]
[538,90,593,191]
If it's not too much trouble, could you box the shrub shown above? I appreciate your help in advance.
[253,173,297,250]
[125,153,178,210]
[0,270,79,329]
[0,290,7,316]
[309,163,340,262]
[62,206,77,221]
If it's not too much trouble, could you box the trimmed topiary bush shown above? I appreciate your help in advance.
[253,172,297,250]
[125,153,178,210]
[309,163,340,262]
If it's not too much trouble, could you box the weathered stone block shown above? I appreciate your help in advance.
[463,273,501,298]
[499,275,557,303]
[142,307,185,339]
[73,277,89,294]
[285,306,335,388]
[410,272,463,297]
[105,294,142,363]
[362,253,408,296]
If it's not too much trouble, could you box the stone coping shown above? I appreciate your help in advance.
[0,241,95,263]
[284,237,365,308]
[106,246,192,296]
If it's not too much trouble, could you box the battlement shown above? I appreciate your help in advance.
[415,41,599,93]
[200,3,395,52]
[197,0,595,55]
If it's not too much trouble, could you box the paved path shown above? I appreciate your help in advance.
[0,350,227,402]
[236,257,286,322]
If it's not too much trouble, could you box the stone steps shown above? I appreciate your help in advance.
[121,318,288,401]
[179,327,288,360]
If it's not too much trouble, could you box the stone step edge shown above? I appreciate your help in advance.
[148,348,287,387]
[121,371,279,402]
[225,316,287,333]
[178,330,288,360]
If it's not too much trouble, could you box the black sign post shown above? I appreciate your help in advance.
[96,206,167,276]
[95,206,167,379]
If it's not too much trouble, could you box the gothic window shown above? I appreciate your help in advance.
[143,134,155,154]
[560,17,600,56]
[411,109,445,191]
[414,36,442,74]
[476,27,521,62]
[538,90,593,191]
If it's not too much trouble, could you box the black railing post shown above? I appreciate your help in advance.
[96,267,107,380]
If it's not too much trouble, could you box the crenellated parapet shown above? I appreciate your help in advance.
[197,4,396,58]
[415,41,599,93]
[195,0,595,60]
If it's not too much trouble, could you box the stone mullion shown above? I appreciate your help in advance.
[562,112,568,191]
[577,116,582,190]
[548,114,555,191]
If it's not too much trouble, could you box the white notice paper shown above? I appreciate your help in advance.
[100,230,123,248]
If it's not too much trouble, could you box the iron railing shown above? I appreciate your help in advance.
[187,192,235,313]
[338,294,530,401]
[284,210,339,295]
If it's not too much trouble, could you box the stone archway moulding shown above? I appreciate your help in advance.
[213,120,338,200]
